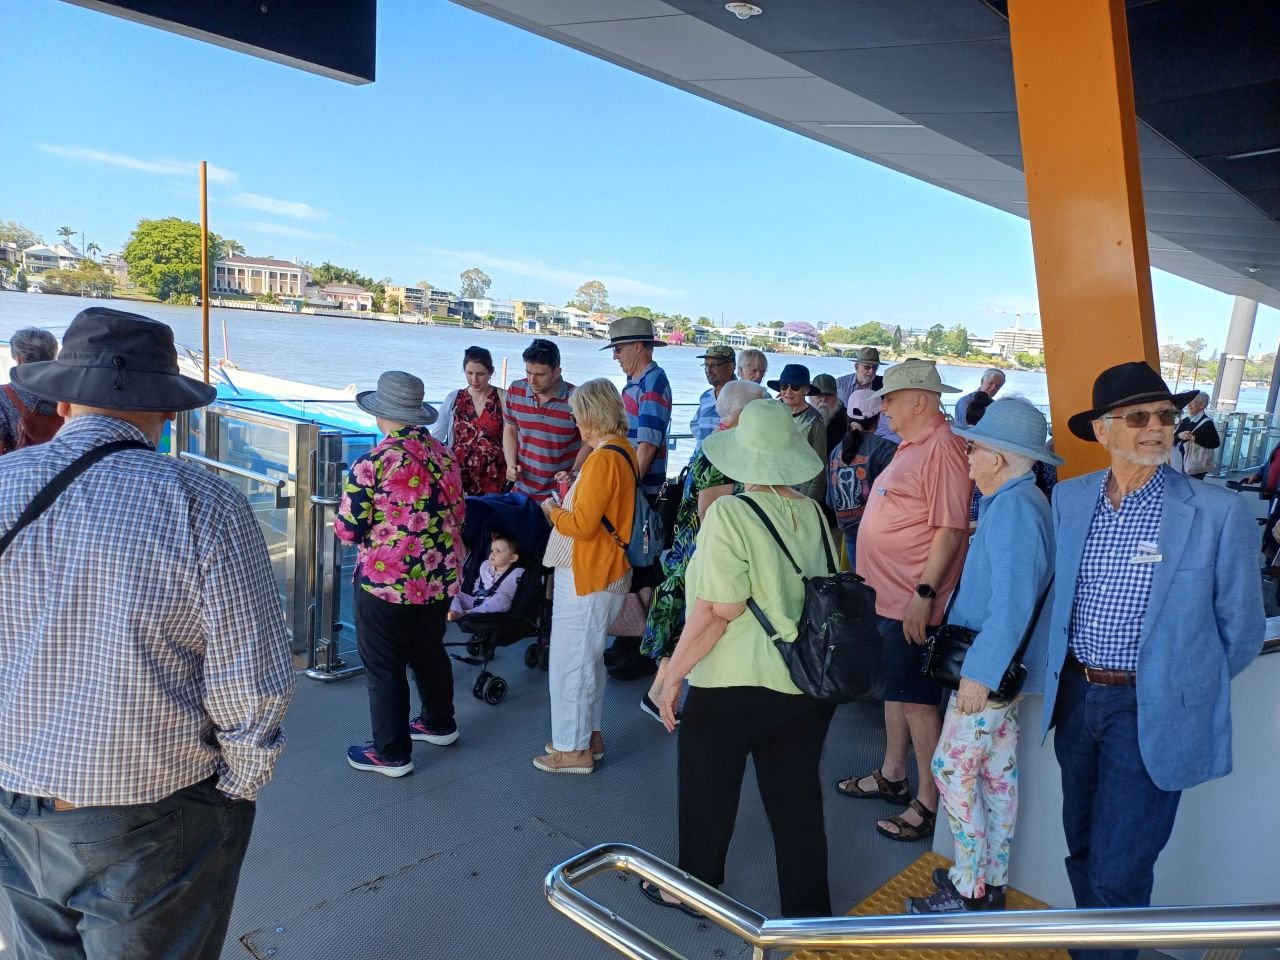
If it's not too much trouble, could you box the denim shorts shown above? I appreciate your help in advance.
[878,615,944,705]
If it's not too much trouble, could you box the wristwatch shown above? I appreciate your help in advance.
[915,583,937,599]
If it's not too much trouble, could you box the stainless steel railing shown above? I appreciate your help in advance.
[547,843,1280,960]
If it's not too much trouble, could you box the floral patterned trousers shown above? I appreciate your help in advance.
[930,697,1020,899]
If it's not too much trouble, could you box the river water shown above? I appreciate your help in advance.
[0,292,1257,411]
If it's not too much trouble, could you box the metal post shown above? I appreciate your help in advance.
[1212,297,1258,412]
[199,160,210,384]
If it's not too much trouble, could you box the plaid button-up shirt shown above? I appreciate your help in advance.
[0,415,294,804]
[1068,467,1165,671]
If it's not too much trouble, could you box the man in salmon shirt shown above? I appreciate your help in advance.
[835,359,971,844]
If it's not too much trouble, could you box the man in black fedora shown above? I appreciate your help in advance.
[768,363,827,502]
[0,307,295,959]
[1041,361,1262,960]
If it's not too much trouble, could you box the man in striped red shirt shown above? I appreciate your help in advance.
[503,339,585,501]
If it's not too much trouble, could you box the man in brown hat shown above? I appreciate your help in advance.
[1042,361,1262,960]
[835,345,883,408]
[0,307,295,959]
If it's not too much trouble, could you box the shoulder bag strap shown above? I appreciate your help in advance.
[2,385,30,418]
[808,498,837,575]
[735,494,801,574]
[0,439,149,559]
[1011,575,1054,663]
[597,443,640,544]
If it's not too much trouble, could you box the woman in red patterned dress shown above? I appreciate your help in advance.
[431,346,507,495]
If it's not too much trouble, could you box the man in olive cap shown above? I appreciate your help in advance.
[691,344,736,451]
[0,307,294,959]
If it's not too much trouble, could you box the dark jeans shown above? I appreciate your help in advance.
[0,777,254,960]
[1053,669,1182,960]
[354,587,454,762]
[677,685,835,917]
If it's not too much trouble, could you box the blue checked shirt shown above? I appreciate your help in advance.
[690,387,722,452]
[0,415,295,804]
[1068,467,1165,671]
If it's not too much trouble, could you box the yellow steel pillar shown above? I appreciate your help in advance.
[1008,0,1160,476]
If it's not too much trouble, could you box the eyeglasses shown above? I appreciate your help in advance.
[703,360,731,369]
[1101,408,1178,428]
[778,384,807,392]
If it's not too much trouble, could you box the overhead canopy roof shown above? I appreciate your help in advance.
[452,0,1280,310]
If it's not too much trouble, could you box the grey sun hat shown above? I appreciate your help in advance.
[952,398,1063,466]
[702,398,824,486]
[871,358,960,397]
[355,371,438,425]
[10,307,216,412]
[854,346,881,365]
[601,315,667,350]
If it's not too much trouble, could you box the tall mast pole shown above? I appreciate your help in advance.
[200,160,210,384]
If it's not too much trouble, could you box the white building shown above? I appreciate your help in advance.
[990,325,1044,357]
[22,244,82,274]
[321,282,374,311]
[213,256,311,296]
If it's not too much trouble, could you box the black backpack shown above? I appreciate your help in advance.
[738,495,885,703]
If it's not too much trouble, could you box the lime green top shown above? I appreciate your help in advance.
[685,492,835,693]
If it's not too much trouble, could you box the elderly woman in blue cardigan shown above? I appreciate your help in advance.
[906,398,1060,914]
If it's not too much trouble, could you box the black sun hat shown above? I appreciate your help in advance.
[11,307,216,412]
[1067,361,1199,442]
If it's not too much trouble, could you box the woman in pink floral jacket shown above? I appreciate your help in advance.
[334,371,466,778]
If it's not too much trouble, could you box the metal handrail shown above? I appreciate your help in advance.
[546,843,1280,960]
[178,451,291,508]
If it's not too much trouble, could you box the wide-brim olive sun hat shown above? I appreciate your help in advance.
[702,398,824,487]
[871,358,960,397]
[952,398,1063,466]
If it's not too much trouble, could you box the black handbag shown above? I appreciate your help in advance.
[922,574,1053,703]
[738,496,884,703]
[652,464,689,552]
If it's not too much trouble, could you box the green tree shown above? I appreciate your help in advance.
[616,305,654,321]
[38,260,113,297]
[849,320,893,346]
[86,241,101,261]
[1015,351,1045,370]
[416,279,433,292]
[1185,337,1207,359]
[220,238,246,259]
[940,324,971,357]
[57,226,76,250]
[122,217,223,302]
[734,322,746,331]
[892,326,904,353]
[923,323,946,355]
[0,220,42,250]
[569,279,611,313]
[459,268,492,299]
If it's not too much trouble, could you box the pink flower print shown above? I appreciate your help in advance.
[337,493,353,518]
[443,550,460,570]
[401,437,428,460]
[385,461,431,504]
[423,548,443,570]
[446,580,460,598]
[371,521,397,544]
[369,585,401,603]
[402,578,431,604]
[353,459,376,487]
[362,544,407,584]
[405,511,429,533]
[383,502,411,526]
[373,493,393,515]
[424,580,445,601]
[399,536,422,556]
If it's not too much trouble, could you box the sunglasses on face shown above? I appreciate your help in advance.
[778,384,807,392]
[1101,408,1178,428]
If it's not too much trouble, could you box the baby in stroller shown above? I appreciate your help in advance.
[448,534,524,621]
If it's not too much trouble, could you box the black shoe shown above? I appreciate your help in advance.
[640,693,679,724]
[604,636,642,667]
[608,657,657,681]
[639,880,701,918]
[932,868,1006,910]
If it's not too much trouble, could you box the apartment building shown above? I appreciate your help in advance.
[213,255,311,296]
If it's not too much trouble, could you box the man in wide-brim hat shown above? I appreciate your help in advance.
[603,315,673,678]
[1042,361,1262,950]
[0,307,295,958]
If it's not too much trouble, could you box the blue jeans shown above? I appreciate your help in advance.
[1053,670,1181,960]
[0,777,255,960]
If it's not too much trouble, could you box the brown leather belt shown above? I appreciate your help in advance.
[1066,654,1136,687]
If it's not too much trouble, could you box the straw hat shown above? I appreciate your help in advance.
[953,399,1063,465]
[702,398,824,486]
[871,359,960,397]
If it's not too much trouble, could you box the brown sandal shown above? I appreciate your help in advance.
[876,799,937,842]
[835,768,911,805]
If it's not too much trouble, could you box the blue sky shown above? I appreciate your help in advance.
[2,0,1276,351]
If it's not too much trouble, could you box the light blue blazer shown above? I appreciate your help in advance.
[1039,468,1264,792]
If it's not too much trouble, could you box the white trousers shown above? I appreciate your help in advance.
[549,567,625,752]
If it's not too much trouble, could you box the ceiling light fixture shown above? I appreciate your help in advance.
[820,122,923,129]
[1246,266,1261,274]
[1224,146,1280,160]
[725,3,763,20]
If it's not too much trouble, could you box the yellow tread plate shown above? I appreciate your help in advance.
[787,851,1069,960]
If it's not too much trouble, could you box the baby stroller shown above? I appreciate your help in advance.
[446,491,552,705]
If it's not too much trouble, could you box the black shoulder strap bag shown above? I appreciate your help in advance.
[922,573,1054,703]
[0,440,149,559]
[736,495,884,703]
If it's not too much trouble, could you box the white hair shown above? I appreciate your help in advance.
[737,348,767,370]
[716,379,769,421]
[983,367,1007,384]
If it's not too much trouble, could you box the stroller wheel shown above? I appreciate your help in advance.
[538,646,550,671]
[472,671,491,700]
[524,643,540,669]
[466,639,485,658]
[482,675,508,705]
